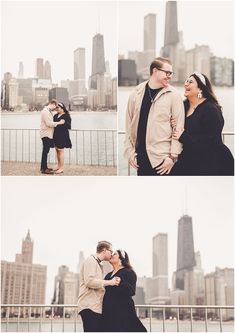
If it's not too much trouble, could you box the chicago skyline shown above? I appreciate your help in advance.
[1,1,117,83]
[1,177,233,303]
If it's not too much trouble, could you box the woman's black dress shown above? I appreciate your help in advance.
[171,100,234,175]
[53,113,72,149]
[102,268,147,332]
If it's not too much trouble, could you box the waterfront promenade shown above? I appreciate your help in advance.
[1,162,117,176]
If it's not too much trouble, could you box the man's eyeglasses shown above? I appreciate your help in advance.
[156,67,173,77]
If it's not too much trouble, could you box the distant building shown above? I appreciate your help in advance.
[49,87,69,108]
[90,33,106,90]
[143,13,156,67]
[118,59,137,86]
[52,265,79,315]
[211,57,234,86]
[74,48,86,95]
[77,251,85,274]
[111,77,117,109]
[34,87,49,106]
[205,267,234,320]
[36,58,44,79]
[1,231,47,317]
[17,78,34,105]
[185,45,211,80]
[18,61,24,79]
[175,214,196,290]
[152,233,170,304]
[44,61,52,80]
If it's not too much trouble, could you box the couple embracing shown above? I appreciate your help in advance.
[40,99,72,174]
[77,241,147,332]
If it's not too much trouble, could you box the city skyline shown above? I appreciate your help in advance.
[1,1,117,83]
[119,1,234,59]
[1,177,233,303]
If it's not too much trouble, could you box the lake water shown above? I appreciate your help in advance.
[118,86,234,175]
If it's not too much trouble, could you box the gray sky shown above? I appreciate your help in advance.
[1,176,234,303]
[119,0,234,59]
[1,0,117,83]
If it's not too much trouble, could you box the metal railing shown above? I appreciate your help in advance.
[1,304,234,332]
[1,129,117,167]
[118,131,234,176]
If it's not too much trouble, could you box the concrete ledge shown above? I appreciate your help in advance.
[1,162,117,176]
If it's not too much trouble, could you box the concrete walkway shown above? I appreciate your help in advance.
[1,162,117,176]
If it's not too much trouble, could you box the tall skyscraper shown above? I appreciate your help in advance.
[176,214,196,289]
[162,1,179,57]
[151,233,169,304]
[1,231,47,316]
[144,13,156,65]
[74,48,86,81]
[77,251,85,273]
[44,60,52,80]
[91,33,106,76]
[36,58,44,79]
[52,265,79,312]
[18,61,24,78]
[73,48,86,95]
[90,33,106,90]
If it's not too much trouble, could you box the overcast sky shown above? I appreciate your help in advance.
[1,176,233,303]
[1,0,117,83]
[119,0,234,59]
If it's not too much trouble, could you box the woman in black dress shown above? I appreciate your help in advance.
[53,102,72,174]
[102,250,147,332]
[171,72,234,175]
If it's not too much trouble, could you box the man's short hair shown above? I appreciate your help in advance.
[49,99,57,105]
[96,240,112,253]
[150,57,172,75]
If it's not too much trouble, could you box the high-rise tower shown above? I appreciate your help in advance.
[176,215,196,289]
[162,1,179,57]
[90,33,106,90]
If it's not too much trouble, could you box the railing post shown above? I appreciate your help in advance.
[82,131,85,165]
[190,307,193,332]
[22,130,24,162]
[9,129,11,161]
[63,306,65,332]
[97,130,100,166]
[17,306,20,332]
[74,306,77,333]
[28,130,30,162]
[2,129,5,161]
[28,306,31,332]
[76,131,78,165]
[176,307,179,332]
[149,307,152,332]
[15,129,17,162]
[51,306,54,332]
[40,306,42,332]
[162,307,166,332]
[6,306,9,332]
[205,307,208,332]
[35,130,37,162]
[105,131,108,166]
[219,307,223,332]
[112,130,115,167]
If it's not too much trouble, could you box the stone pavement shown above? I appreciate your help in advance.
[1,162,117,176]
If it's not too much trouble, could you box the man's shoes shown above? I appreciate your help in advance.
[41,168,54,174]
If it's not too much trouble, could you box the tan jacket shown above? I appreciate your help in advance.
[124,80,185,168]
[40,107,58,139]
[77,255,105,314]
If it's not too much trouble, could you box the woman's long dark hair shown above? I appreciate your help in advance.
[58,102,71,128]
[117,250,136,275]
[184,73,222,112]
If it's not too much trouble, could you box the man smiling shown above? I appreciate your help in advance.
[124,57,185,176]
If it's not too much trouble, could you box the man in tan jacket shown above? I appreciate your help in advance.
[40,99,65,174]
[124,57,185,175]
[77,241,120,332]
